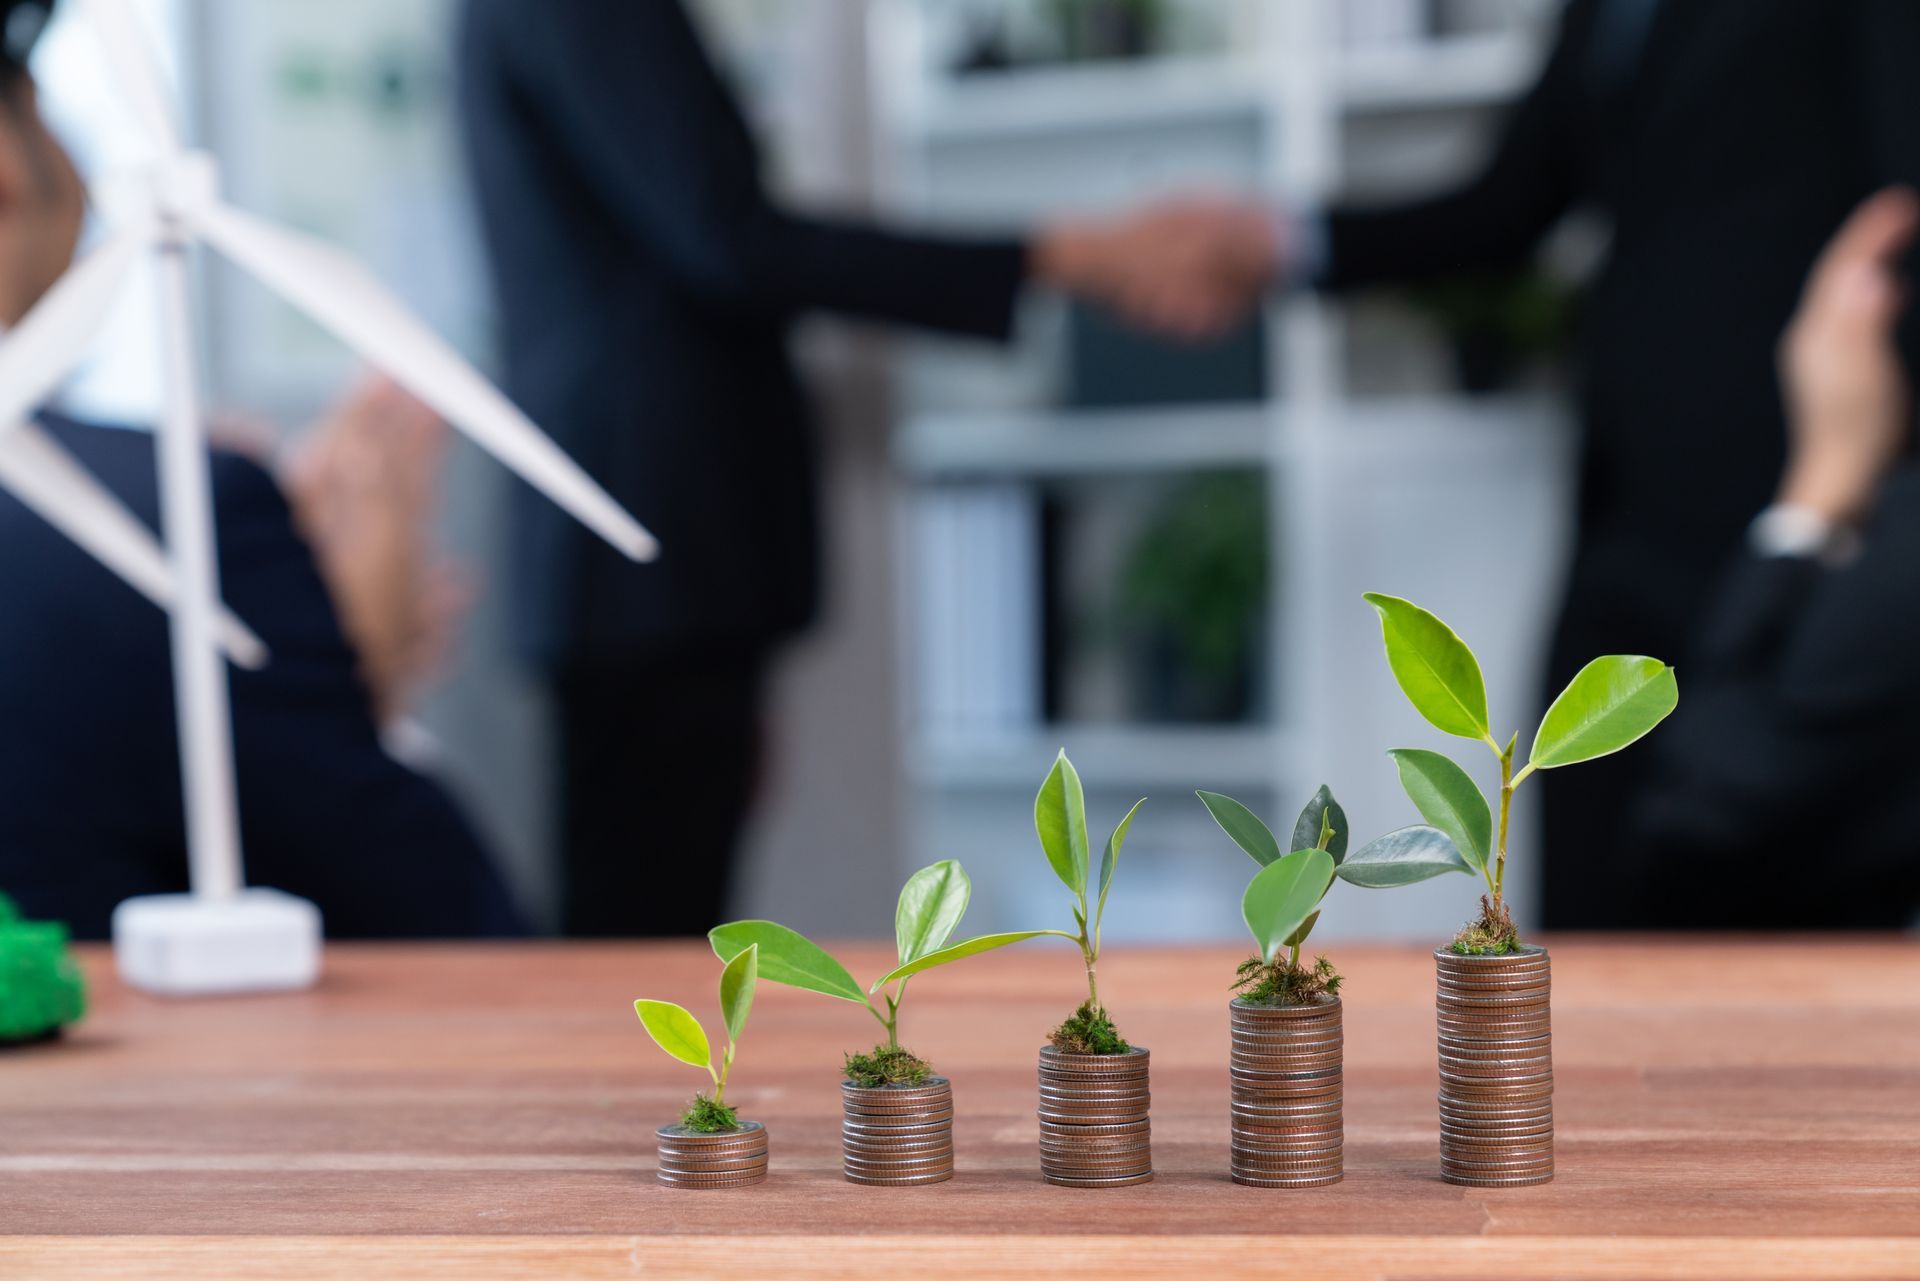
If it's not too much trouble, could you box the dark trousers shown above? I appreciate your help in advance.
[553,650,765,937]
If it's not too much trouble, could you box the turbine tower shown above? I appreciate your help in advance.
[21,0,659,993]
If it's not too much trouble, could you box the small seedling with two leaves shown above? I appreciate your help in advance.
[710,859,1051,1087]
[1363,592,1678,952]
[1026,749,1145,1054]
[634,943,759,1132]
[1199,784,1473,1004]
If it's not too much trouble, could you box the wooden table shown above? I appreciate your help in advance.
[3,939,1917,1279]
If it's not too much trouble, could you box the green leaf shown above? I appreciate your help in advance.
[1035,750,1091,896]
[1387,748,1491,875]
[1196,790,1282,866]
[1290,784,1349,864]
[895,860,971,967]
[1242,850,1336,964]
[634,999,710,1069]
[708,920,864,1004]
[871,930,1075,990]
[1283,908,1321,950]
[1363,593,1490,740]
[1096,798,1146,934]
[1336,825,1473,888]
[1530,655,1679,769]
[717,943,757,1044]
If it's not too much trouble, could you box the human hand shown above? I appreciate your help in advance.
[1033,196,1281,341]
[1777,186,1918,524]
[282,375,476,722]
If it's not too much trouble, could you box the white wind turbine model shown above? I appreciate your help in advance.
[34,0,659,994]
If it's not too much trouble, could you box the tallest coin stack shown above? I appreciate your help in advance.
[1434,945,1555,1186]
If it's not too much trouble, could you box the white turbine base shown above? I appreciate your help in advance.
[112,888,321,995]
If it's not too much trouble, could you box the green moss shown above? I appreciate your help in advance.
[1451,895,1521,954]
[678,1093,740,1133]
[1048,1001,1131,1055]
[1232,954,1342,1006]
[843,1044,933,1088]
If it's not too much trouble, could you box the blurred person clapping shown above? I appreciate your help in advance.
[283,377,473,728]
[1077,2,1920,927]
[0,0,521,937]
[1619,187,1920,928]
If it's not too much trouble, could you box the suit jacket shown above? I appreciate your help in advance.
[456,0,1030,667]
[1326,0,1920,646]
[0,417,523,940]
[1620,466,1920,927]
[1324,0,1920,925]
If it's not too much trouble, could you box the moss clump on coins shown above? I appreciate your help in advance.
[1233,953,1341,1007]
[843,1043,933,1088]
[1048,1000,1130,1055]
[678,1092,741,1133]
[1450,895,1521,954]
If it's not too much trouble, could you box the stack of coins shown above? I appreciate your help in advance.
[1036,1046,1152,1188]
[840,1077,955,1185]
[1227,997,1344,1187]
[654,1120,769,1189]
[1434,945,1554,1187]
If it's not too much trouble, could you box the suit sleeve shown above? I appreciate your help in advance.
[1321,2,1588,289]
[1620,475,1920,917]
[213,453,525,938]
[488,0,1028,337]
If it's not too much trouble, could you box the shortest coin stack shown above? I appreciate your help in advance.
[841,1078,955,1185]
[1434,945,1554,1188]
[1228,996,1344,1188]
[655,1120,769,1189]
[1037,1045,1152,1188]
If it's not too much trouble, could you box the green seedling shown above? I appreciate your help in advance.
[711,859,1049,1086]
[1363,592,1678,951]
[634,943,759,1132]
[1023,749,1145,1053]
[1199,784,1471,1003]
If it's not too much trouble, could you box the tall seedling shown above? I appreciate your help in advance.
[1363,593,1677,950]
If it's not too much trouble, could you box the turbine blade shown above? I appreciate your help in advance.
[194,202,659,562]
[0,422,268,669]
[0,229,143,431]
[74,0,184,151]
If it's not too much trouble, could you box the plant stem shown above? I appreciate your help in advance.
[1493,739,1515,915]
[713,1042,734,1107]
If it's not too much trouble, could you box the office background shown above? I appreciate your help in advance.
[42,0,1574,942]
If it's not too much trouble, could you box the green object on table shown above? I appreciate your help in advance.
[0,891,86,1042]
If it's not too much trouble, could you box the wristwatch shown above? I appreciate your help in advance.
[1747,504,1861,566]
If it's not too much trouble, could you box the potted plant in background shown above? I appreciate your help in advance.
[1199,786,1469,1186]
[633,944,768,1189]
[711,860,1054,1186]
[1364,592,1677,1186]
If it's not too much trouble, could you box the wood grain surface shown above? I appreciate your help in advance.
[3,938,1917,1279]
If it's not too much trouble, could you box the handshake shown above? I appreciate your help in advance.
[1031,196,1286,342]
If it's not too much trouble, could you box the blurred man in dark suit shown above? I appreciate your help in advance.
[1115,1,1920,926]
[0,7,521,939]
[1624,187,1920,927]
[456,0,1206,936]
